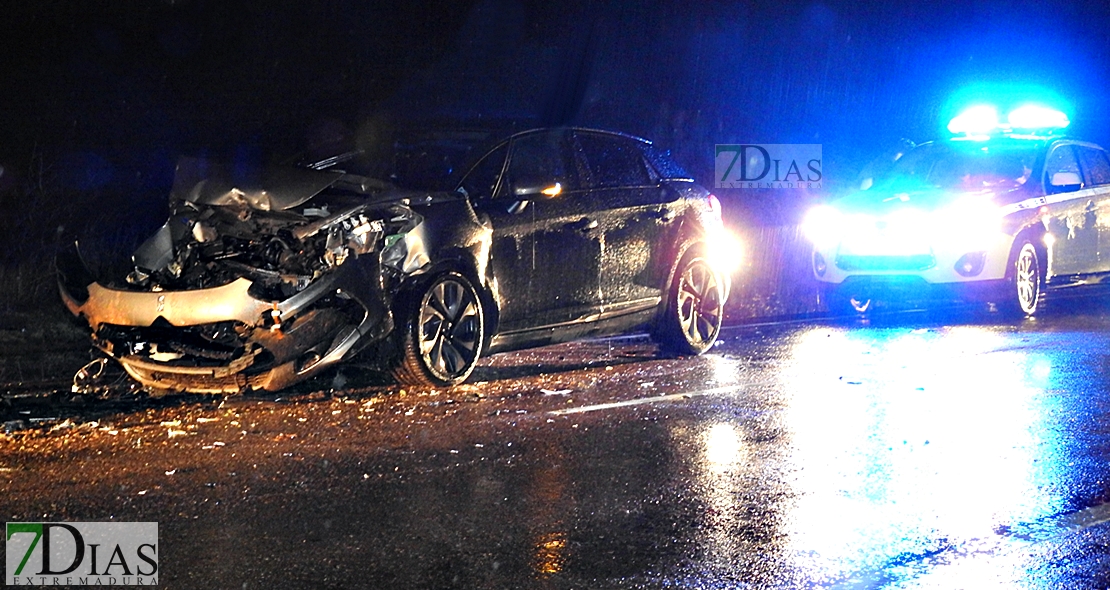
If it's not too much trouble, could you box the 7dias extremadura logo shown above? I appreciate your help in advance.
[715,144,822,189]
[6,522,158,586]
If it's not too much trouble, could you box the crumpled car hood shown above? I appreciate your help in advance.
[168,156,390,212]
[57,156,440,394]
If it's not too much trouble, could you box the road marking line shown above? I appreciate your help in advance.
[548,383,769,416]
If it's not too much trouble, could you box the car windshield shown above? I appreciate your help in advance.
[878,140,1043,192]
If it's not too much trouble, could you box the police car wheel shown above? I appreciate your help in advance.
[1003,240,1040,317]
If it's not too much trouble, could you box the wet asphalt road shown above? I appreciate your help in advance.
[6,296,1110,588]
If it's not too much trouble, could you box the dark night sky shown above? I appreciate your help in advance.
[2,0,1110,227]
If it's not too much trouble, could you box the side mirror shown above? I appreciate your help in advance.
[1050,171,1081,187]
[1048,171,1082,194]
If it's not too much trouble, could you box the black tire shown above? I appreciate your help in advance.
[390,272,485,387]
[1001,239,1041,317]
[653,249,724,355]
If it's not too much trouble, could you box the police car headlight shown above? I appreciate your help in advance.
[933,193,1003,251]
[802,205,844,249]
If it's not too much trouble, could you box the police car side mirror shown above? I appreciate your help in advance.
[1049,171,1082,193]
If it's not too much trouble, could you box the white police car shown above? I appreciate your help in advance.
[804,105,1110,316]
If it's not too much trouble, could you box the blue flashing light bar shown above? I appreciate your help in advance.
[947,105,1000,135]
[948,104,1070,136]
[1007,105,1070,130]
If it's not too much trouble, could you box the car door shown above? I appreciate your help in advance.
[1041,142,1099,276]
[458,140,534,332]
[1072,144,1110,273]
[465,129,602,333]
[573,130,678,314]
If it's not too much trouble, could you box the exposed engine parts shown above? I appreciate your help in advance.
[58,157,439,395]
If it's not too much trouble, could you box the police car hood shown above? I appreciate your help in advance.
[831,185,1021,217]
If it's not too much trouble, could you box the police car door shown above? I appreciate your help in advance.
[1072,144,1110,273]
[1041,142,1100,276]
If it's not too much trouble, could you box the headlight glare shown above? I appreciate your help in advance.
[707,229,743,277]
[933,193,1003,250]
[802,205,844,249]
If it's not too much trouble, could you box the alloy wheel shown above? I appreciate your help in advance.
[418,277,482,382]
[1015,242,1040,315]
[676,258,723,348]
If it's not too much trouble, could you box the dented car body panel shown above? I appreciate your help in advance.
[59,156,480,393]
[59,128,730,393]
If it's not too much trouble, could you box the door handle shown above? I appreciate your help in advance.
[568,218,599,233]
[648,207,676,222]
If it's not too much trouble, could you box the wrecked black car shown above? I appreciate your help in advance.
[57,128,732,394]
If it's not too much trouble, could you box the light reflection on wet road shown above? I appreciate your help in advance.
[705,306,1110,588]
[771,322,1083,586]
[5,303,1110,587]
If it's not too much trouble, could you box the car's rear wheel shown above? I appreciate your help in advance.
[653,249,724,355]
[390,272,484,387]
[1001,239,1041,317]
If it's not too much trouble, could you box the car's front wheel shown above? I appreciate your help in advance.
[653,249,724,355]
[390,272,485,387]
[822,287,872,316]
[1001,239,1041,317]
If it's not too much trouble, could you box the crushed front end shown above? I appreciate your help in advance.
[58,158,430,394]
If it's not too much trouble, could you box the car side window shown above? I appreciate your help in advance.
[576,132,654,189]
[458,143,508,201]
[1044,145,1083,194]
[642,145,687,181]
[503,131,579,196]
[1077,146,1110,187]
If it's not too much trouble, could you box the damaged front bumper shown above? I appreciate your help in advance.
[58,244,394,394]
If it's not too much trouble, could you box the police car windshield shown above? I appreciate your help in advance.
[879,141,1042,193]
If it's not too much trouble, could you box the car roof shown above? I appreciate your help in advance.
[945,133,1054,147]
[921,134,1108,155]
[508,126,654,146]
